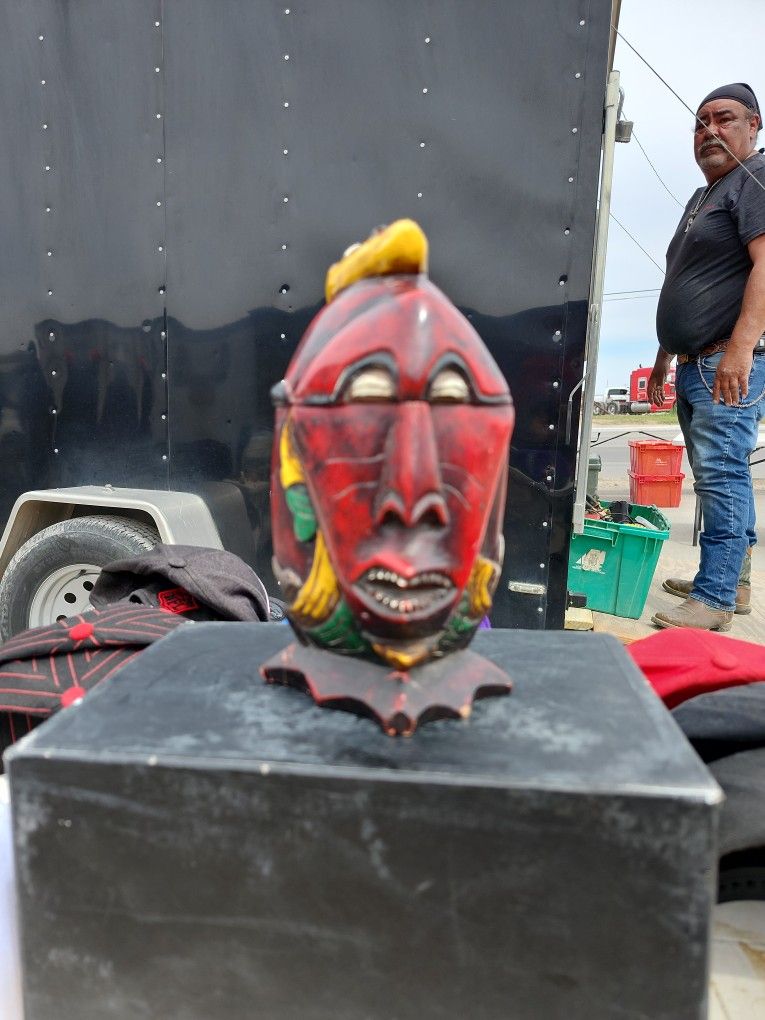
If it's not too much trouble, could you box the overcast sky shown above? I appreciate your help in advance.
[597,0,764,390]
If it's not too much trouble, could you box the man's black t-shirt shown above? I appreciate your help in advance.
[656,153,765,357]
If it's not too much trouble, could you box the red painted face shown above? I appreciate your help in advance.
[274,275,514,644]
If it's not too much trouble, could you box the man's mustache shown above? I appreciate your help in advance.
[700,138,724,154]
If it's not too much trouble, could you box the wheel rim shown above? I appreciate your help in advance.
[28,564,102,628]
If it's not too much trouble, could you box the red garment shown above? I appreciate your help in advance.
[628,629,765,709]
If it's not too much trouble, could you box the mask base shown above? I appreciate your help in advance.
[260,641,513,737]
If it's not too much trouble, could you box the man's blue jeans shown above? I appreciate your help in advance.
[675,351,765,611]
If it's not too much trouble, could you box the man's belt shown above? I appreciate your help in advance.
[676,337,765,366]
[676,339,730,366]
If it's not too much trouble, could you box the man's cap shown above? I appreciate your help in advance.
[90,544,271,622]
[697,83,761,125]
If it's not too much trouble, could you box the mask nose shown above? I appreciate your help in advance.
[374,403,449,528]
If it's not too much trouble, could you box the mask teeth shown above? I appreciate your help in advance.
[371,590,446,614]
[365,568,451,590]
[420,572,451,588]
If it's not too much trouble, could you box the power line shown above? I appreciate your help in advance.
[609,213,666,275]
[604,288,661,296]
[630,129,684,208]
[603,292,660,303]
[613,25,765,196]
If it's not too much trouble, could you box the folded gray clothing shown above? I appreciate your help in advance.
[674,686,765,859]
[90,545,270,622]
[710,749,765,856]
[673,683,765,763]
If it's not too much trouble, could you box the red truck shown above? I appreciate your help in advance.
[630,366,677,412]
[594,368,676,415]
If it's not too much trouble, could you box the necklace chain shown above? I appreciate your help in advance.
[684,177,723,233]
[682,155,759,233]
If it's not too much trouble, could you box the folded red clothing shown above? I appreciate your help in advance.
[0,605,187,716]
[628,628,765,709]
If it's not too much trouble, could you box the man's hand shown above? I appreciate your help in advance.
[647,364,667,407]
[718,235,765,404]
[713,347,753,405]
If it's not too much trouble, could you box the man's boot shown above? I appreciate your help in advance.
[651,597,733,632]
[662,548,752,615]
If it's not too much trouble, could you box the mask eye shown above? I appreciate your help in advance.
[428,368,470,403]
[344,367,396,402]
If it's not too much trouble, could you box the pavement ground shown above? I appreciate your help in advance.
[710,902,765,1019]
[584,469,765,1019]
[581,475,765,645]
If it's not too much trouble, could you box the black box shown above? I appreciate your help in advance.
[7,625,720,1019]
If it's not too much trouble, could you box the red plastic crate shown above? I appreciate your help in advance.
[628,471,684,508]
[628,440,684,476]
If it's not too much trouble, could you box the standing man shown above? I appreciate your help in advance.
[648,83,765,631]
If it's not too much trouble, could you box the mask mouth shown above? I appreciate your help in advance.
[356,567,455,617]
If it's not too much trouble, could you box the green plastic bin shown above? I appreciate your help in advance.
[567,501,671,619]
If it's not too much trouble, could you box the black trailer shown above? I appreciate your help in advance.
[0,0,620,635]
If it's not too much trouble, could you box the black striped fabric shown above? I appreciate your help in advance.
[0,606,187,716]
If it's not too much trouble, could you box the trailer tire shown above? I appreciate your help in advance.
[606,402,619,415]
[0,515,160,640]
